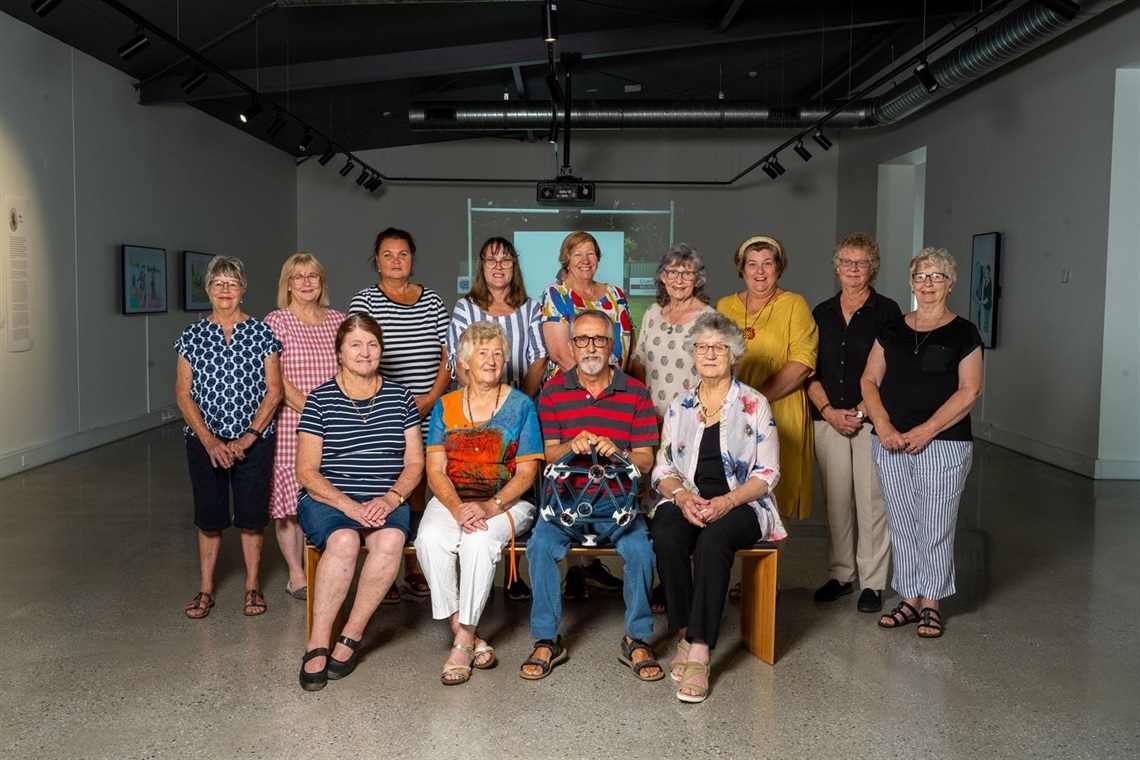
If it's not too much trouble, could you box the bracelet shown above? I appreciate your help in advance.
[820,403,832,413]
[669,486,685,499]
[244,428,262,439]
[389,488,405,504]
[493,496,505,512]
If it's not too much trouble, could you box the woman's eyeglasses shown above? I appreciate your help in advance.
[289,273,321,284]
[911,272,949,284]
[694,343,729,356]
[662,269,697,281]
[482,256,515,268]
[838,259,872,270]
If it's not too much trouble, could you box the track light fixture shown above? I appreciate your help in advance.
[366,176,383,192]
[542,1,558,43]
[266,114,285,138]
[117,26,150,61]
[545,73,564,103]
[31,0,65,18]
[1038,0,1080,21]
[298,131,313,152]
[356,169,369,186]
[339,160,354,177]
[794,141,812,162]
[914,59,940,93]
[813,129,833,151]
[318,148,336,166]
[546,117,559,144]
[180,68,208,94]
[239,99,263,123]
[762,161,779,180]
[770,156,786,176]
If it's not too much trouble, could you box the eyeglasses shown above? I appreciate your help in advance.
[694,343,729,356]
[911,272,949,284]
[571,335,612,348]
[482,256,515,268]
[209,280,241,291]
[289,273,321,284]
[838,259,872,270]
[662,269,697,281]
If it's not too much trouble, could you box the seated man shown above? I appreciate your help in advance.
[520,310,662,681]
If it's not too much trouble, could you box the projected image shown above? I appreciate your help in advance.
[466,200,675,328]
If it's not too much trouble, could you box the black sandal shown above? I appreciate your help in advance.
[878,600,920,629]
[299,647,330,692]
[917,607,944,638]
[519,636,569,680]
[327,635,361,680]
[618,637,665,682]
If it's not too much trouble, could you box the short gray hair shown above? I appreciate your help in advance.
[910,247,958,284]
[654,243,711,306]
[569,310,613,335]
[457,320,510,366]
[205,256,247,291]
[683,311,746,365]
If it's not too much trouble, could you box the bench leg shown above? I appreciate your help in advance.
[739,551,778,665]
[303,544,347,649]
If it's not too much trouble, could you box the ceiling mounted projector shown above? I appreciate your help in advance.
[537,178,595,204]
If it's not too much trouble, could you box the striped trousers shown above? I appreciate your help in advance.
[871,436,973,601]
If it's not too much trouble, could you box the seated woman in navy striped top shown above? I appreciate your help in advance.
[295,314,425,692]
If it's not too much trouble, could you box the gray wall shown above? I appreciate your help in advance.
[0,14,297,475]
[836,6,1139,476]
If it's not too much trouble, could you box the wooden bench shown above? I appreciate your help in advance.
[304,541,779,665]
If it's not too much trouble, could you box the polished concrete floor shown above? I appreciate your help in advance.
[1,424,1137,759]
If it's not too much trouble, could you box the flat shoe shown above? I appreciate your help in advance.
[473,639,497,670]
[327,635,361,680]
[404,572,431,598]
[382,583,402,605]
[618,637,665,682]
[185,592,214,619]
[441,644,474,685]
[814,579,854,603]
[857,588,883,613]
[669,638,691,683]
[520,637,569,680]
[243,589,267,616]
[287,584,307,601]
[917,607,945,638]
[676,661,710,704]
[299,647,329,692]
[878,600,920,629]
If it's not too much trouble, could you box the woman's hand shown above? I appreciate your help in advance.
[204,437,235,469]
[227,433,257,460]
[876,421,906,451]
[823,406,863,436]
[414,394,435,419]
[353,496,393,527]
[456,501,493,533]
[901,425,935,455]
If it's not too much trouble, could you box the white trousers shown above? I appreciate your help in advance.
[815,420,890,590]
[414,496,536,626]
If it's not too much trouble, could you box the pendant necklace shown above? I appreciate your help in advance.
[463,384,504,450]
[344,375,380,423]
[743,292,777,341]
[912,311,945,354]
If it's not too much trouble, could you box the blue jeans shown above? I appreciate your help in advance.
[527,514,655,641]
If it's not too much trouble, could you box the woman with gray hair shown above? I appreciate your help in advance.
[861,248,983,639]
[174,256,283,620]
[629,242,716,422]
[415,321,543,685]
[650,311,786,703]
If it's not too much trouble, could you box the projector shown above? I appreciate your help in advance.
[537,179,595,204]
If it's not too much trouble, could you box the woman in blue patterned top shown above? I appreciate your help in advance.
[174,256,283,621]
[295,314,425,691]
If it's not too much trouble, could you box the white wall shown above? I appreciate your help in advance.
[836,6,1140,478]
[0,14,297,476]
[298,130,842,316]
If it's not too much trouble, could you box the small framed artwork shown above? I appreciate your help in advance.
[969,232,1001,348]
[121,245,168,315]
[183,251,215,311]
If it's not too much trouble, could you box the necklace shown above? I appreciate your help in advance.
[342,374,380,422]
[697,385,726,422]
[911,310,947,354]
[464,383,504,427]
[742,291,777,341]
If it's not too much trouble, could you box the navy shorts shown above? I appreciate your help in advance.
[185,433,273,532]
[297,492,411,552]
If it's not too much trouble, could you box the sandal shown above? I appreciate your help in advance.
[441,644,474,686]
[473,638,497,670]
[676,661,711,703]
[669,638,691,683]
[519,636,569,680]
[878,600,920,629]
[327,635,361,680]
[404,572,431,598]
[917,607,944,638]
[728,582,742,602]
[242,589,267,616]
[299,647,329,692]
[618,637,665,682]
[185,592,214,619]
[650,584,667,614]
[383,583,402,605]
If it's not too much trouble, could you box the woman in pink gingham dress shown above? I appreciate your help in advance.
[265,253,347,600]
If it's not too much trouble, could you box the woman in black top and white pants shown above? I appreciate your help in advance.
[860,247,983,639]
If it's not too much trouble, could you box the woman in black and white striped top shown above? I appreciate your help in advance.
[349,227,450,601]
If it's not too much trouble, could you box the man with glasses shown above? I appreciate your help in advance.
[520,311,662,681]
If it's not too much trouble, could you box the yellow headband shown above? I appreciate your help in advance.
[737,235,783,259]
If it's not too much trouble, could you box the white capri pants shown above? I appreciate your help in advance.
[414,496,536,626]
[872,437,972,601]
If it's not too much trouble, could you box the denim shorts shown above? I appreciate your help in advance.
[297,492,411,551]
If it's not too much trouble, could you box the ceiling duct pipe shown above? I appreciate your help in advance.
[409,0,1123,132]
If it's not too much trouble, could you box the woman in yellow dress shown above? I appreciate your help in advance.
[716,236,818,522]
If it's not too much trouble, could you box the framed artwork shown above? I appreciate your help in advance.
[121,245,168,315]
[969,232,1001,348]
[183,251,215,311]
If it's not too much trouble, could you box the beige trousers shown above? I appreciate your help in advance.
[814,420,890,590]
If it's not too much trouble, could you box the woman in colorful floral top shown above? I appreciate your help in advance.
[650,311,784,704]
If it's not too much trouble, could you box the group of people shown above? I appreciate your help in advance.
[173,228,982,702]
